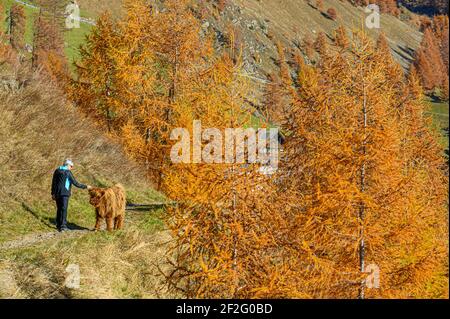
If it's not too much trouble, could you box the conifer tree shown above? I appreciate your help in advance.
[0,3,5,36]
[71,0,213,186]
[314,31,328,56]
[69,0,449,298]
[262,73,283,124]
[0,3,10,64]
[32,9,68,83]
[432,15,449,73]
[316,0,324,12]
[164,53,288,298]
[133,0,213,188]
[70,11,118,129]
[334,25,349,49]
[327,7,337,21]
[38,0,70,30]
[302,34,315,61]
[8,4,25,50]
[278,30,448,298]
[275,41,291,88]
[414,28,446,91]
[376,33,403,86]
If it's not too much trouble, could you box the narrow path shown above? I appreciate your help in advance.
[0,204,169,251]
[0,229,91,250]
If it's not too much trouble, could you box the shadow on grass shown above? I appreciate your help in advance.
[21,202,54,229]
[45,217,91,231]
[320,12,335,21]
[21,202,90,231]
[393,45,416,65]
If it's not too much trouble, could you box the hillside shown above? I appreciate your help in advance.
[1,0,423,75]
[0,0,448,300]
[0,59,175,298]
[209,0,422,76]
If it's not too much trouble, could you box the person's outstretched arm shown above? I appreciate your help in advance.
[68,171,87,189]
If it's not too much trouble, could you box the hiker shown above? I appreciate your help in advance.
[51,159,91,232]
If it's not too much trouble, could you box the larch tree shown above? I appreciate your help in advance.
[70,0,214,186]
[302,33,315,62]
[334,25,349,49]
[314,31,329,57]
[0,3,5,36]
[0,3,12,65]
[216,0,228,13]
[164,53,290,298]
[432,15,449,52]
[115,0,166,181]
[8,4,26,51]
[70,11,118,130]
[316,0,324,12]
[376,32,403,86]
[262,72,284,124]
[414,28,446,92]
[418,15,433,32]
[148,0,214,188]
[67,0,449,299]
[431,15,449,98]
[327,7,337,21]
[388,65,449,298]
[32,8,68,84]
[379,0,400,16]
[277,30,448,298]
[275,41,292,89]
[352,0,399,16]
[37,0,70,30]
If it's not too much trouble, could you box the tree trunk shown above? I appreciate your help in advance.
[359,64,367,300]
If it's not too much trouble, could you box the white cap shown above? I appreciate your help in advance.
[64,159,74,167]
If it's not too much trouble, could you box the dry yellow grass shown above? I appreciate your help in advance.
[233,0,422,70]
[0,227,176,298]
[76,0,124,18]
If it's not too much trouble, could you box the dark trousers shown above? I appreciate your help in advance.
[55,196,70,230]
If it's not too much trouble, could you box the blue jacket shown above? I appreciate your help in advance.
[51,166,87,197]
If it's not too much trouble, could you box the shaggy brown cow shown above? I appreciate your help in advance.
[88,184,126,231]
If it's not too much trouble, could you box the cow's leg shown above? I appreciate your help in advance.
[94,216,103,231]
[114,216,119,230]
[116,215,124,230]
[106,217,114,232]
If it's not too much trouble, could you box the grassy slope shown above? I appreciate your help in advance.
[429,99,450,129]
[76,0,123,19]
[232,0,422,73]
[3,0,423,74]
[0,0,173,299]
[232,0,448,148]
[0,59,172,297]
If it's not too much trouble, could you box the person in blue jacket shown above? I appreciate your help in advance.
[51,159,91,232]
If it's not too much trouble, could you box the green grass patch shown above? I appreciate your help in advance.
[425,97,449,151]
[0,182,166,244]
[64,22,92,70]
